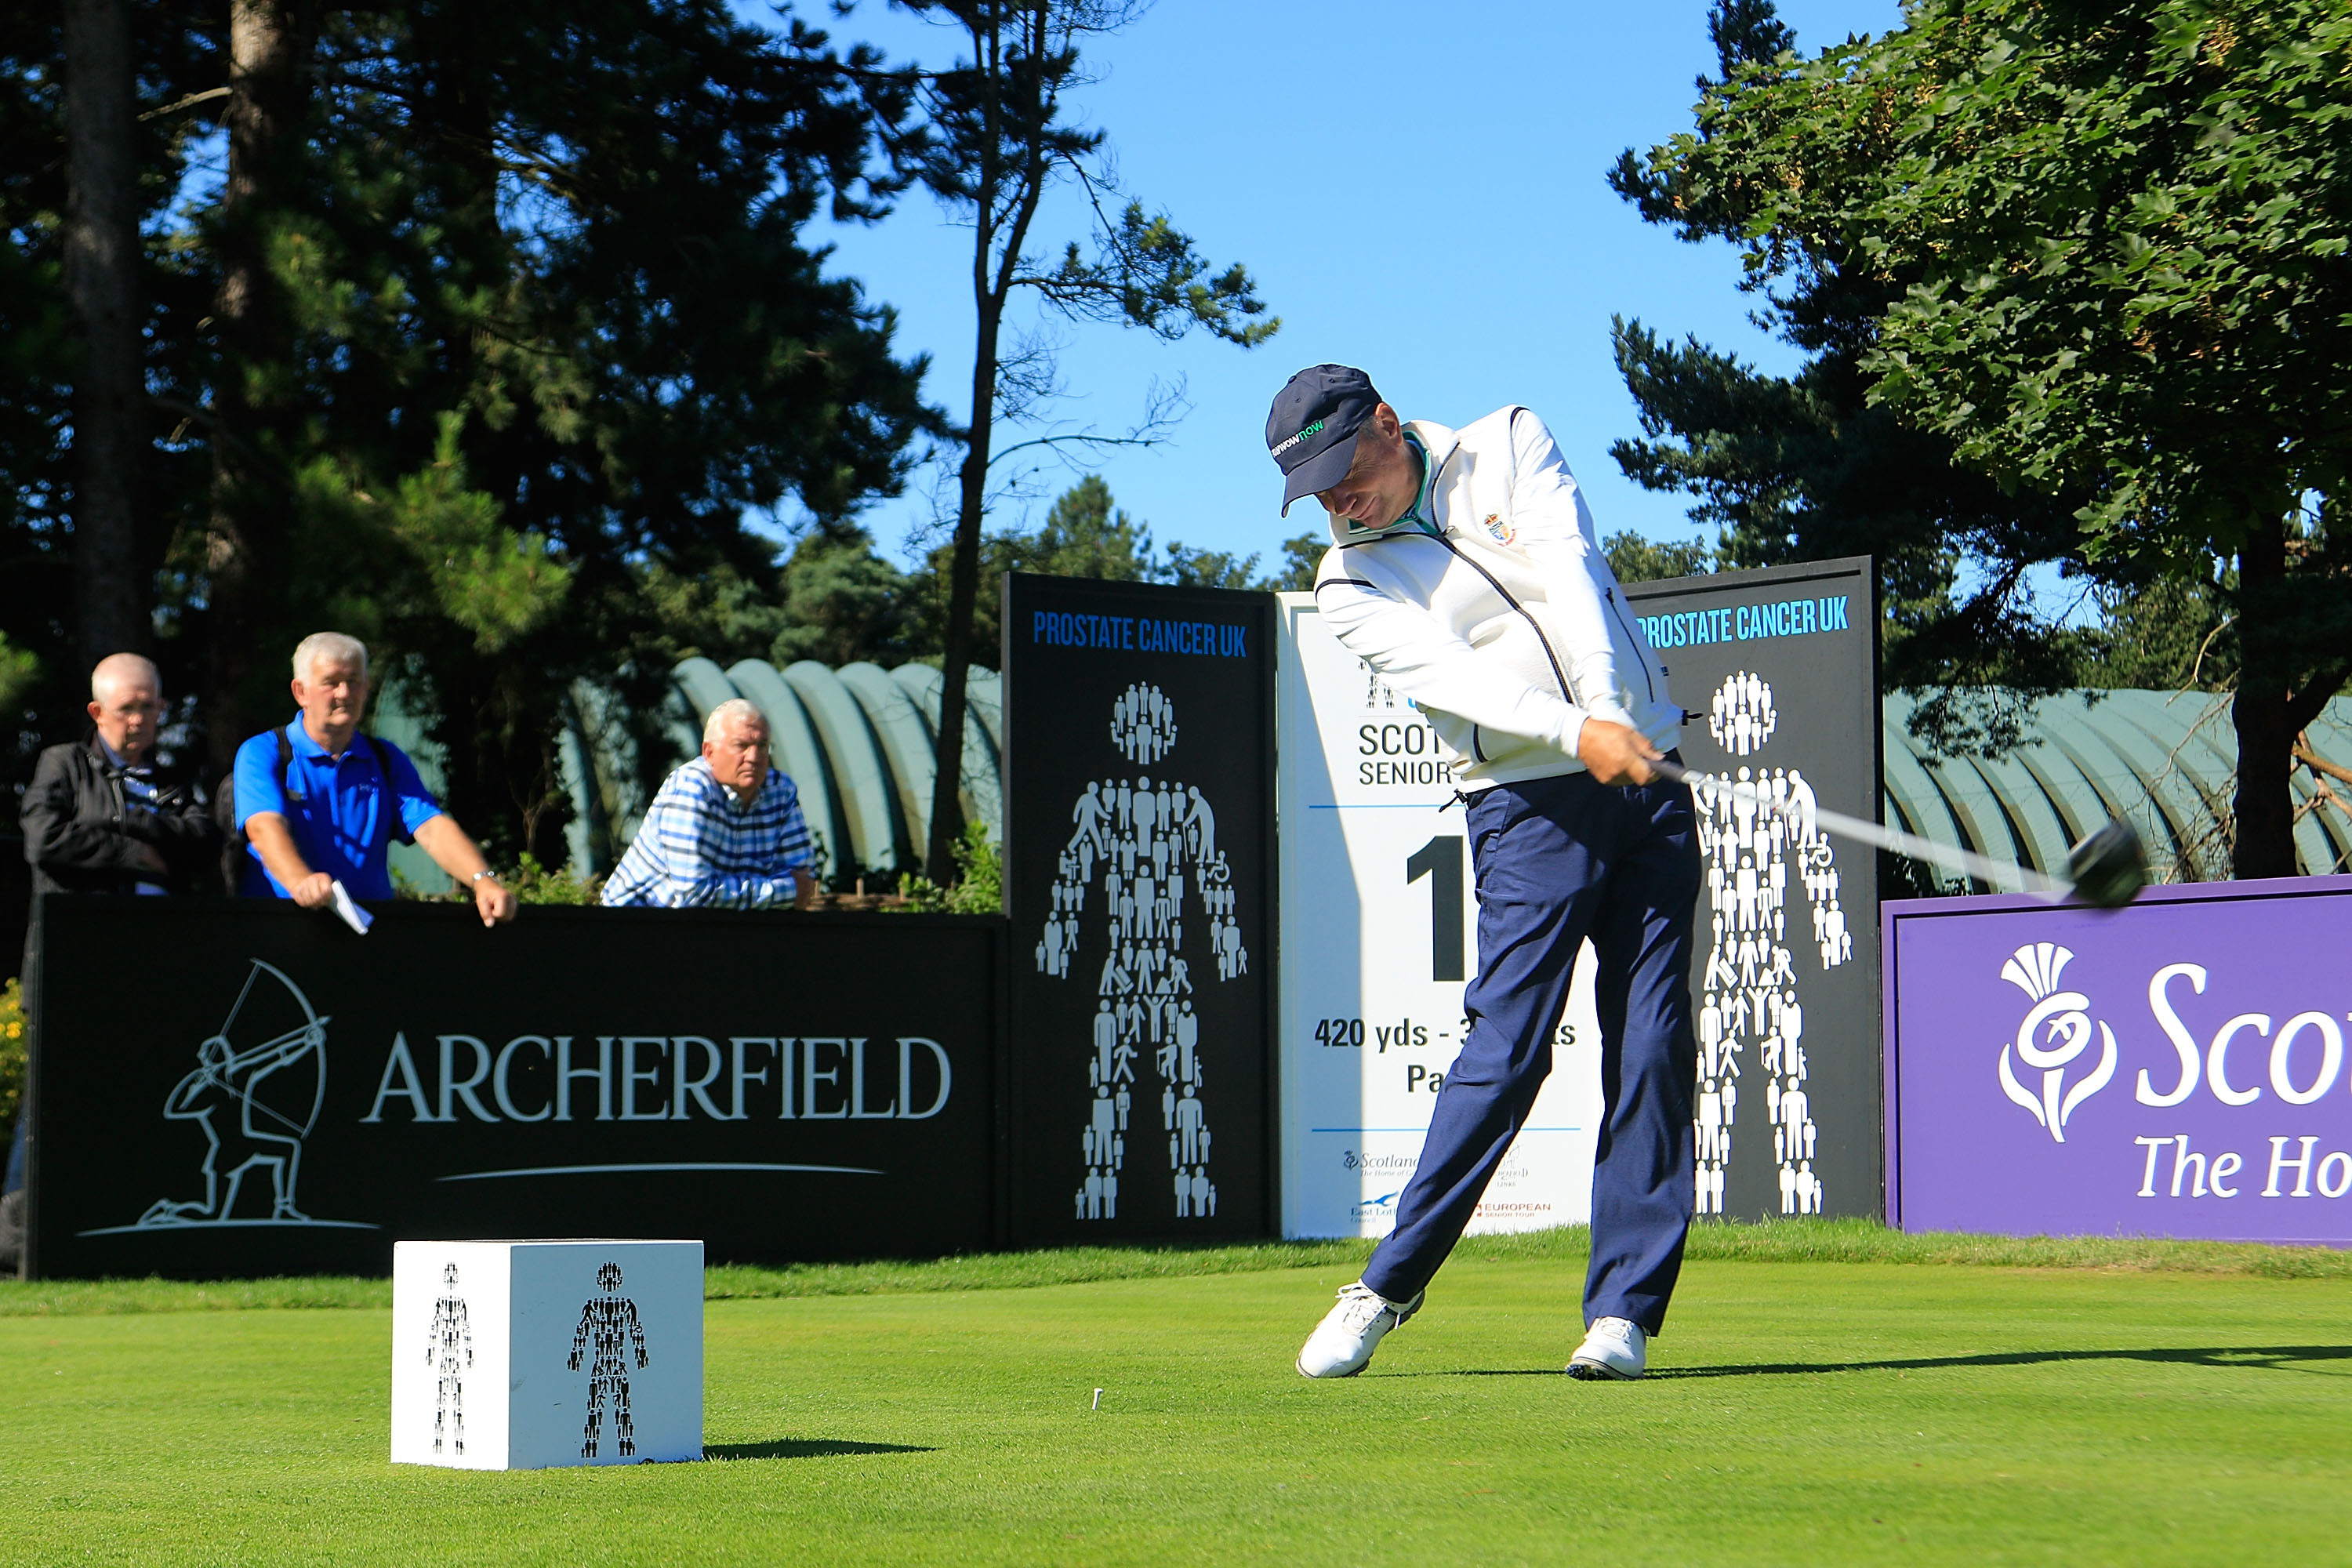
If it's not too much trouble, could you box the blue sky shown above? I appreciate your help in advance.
[766,0,1904,570]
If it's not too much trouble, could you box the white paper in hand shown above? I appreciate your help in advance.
[330,878,374,935]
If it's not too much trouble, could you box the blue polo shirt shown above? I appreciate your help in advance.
[234,719,444,899]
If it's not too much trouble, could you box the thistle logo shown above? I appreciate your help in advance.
[1996,942,2117,1142]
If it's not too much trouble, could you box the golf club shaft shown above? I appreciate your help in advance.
[1646,756,2067,898]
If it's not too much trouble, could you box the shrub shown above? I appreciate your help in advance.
[894,822,1001,915]
[0,977,24,1128]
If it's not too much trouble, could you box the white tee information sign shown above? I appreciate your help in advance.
[391,1238,702,1469]
[1276,594,1599,1240]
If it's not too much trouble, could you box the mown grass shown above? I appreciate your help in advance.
[5,1248,2347,1566]
[5,1217,2347,1317]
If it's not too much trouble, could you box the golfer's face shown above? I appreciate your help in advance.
[1316,417,1417,528]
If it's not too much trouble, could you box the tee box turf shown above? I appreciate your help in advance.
[390,1239,704,1470]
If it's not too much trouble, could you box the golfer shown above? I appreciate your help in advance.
[1270,365,1698,1381]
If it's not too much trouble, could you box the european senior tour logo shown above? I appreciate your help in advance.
[1996,942,2118,1142]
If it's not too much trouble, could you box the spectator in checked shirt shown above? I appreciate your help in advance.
[600,699,817,909]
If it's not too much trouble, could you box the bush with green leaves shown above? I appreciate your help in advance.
[894,822,1002,915]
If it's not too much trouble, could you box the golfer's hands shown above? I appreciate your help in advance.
[289,870,337,909]
[1578,718,1661,786]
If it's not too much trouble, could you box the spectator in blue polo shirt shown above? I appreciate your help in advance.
[234,632,518,927]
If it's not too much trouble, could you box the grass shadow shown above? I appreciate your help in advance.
[1650,1344,2352,1379]
[705,1439,938,1461]
[1377,1345,2352,1381]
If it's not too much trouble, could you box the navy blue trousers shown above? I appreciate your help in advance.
[1359,764,1701,1335]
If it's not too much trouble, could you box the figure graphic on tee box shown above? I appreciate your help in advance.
[1040,684,1247,1221]
[1691,671,1849,1217]
[568,1261,648,1459]
[426,1261,473,1456]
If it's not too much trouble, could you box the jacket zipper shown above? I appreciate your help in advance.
[1433,536,1575,703]
[1448,415,1659,707]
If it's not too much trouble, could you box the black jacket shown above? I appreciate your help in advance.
[20,732,223,897]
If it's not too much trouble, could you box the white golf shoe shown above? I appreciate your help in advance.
[1295,1281,1423,1378]
[1566,1316,1648,1380]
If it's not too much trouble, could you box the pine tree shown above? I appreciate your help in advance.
[1610,0,2094,758]
[891,0,1274,878]
[1618,0,2352,877]
[2,0,934,860]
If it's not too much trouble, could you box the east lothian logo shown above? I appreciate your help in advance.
[1995,942,2116,1142]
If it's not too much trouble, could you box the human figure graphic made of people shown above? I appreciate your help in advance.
[1037,682,1247,1222]
[1692,671,1852,1217]
[426,1261,473,1456]
[568,1261,648,1459]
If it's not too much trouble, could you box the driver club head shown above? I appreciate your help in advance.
[2064,820,2148,909]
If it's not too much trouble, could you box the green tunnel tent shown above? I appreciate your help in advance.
[723,659,847,886]
[543,675,2350,891]
[554,659,1009,884]
[1878,689,2352,888]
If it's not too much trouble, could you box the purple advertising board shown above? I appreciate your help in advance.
[1885,874,2352,1246]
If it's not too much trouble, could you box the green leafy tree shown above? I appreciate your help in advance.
[906,473,1302,661]
[1265,532,1324,593]
[908,472,1149,665]
[2078,572,2235,692]
[1610,0,2098,760]
[1156,543,1261,592]
[1018,473,1156,582]
[774,527,916,668]
[1622,0,2350,877]
[1605,529,1713,585]
[890,0,1276,879]
[1,0,933,858]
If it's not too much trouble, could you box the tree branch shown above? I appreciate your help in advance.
[137,85,230,122]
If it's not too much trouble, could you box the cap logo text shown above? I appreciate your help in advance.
[1269,419,1327,460]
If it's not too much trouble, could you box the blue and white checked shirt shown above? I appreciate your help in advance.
[599,758,815,909]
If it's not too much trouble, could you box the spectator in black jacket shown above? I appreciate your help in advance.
[3,654,221,1271]
[20,652,221,900]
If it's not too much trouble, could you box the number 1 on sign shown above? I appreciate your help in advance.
[1405,835,1465,982]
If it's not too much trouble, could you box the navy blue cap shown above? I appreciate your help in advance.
[1265,365,1381,516]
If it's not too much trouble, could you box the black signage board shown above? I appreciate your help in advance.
[26,898,1004,1279]
[1622,556,1882,1221]
[1002,573,1278,1244]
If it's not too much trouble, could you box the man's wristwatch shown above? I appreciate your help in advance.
[470,869,501,886]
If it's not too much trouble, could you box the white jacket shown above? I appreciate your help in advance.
[1311,406,1684,787]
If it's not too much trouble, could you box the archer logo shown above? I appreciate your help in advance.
[1996,942,2118,1143]
[83,958,376,1236]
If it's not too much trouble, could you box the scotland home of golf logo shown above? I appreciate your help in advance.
[1994,943,2117,1143]
[1889,880,2352,1245]
[1989,937,2352,1196]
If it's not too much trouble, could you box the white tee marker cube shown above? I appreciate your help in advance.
[391,1240,704,1469]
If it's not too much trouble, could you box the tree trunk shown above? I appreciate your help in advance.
[405,13,544,863]
[60,0,149,669]
[927,307,999,885]
[203,0,311,769]
[2231,519,2297,880]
